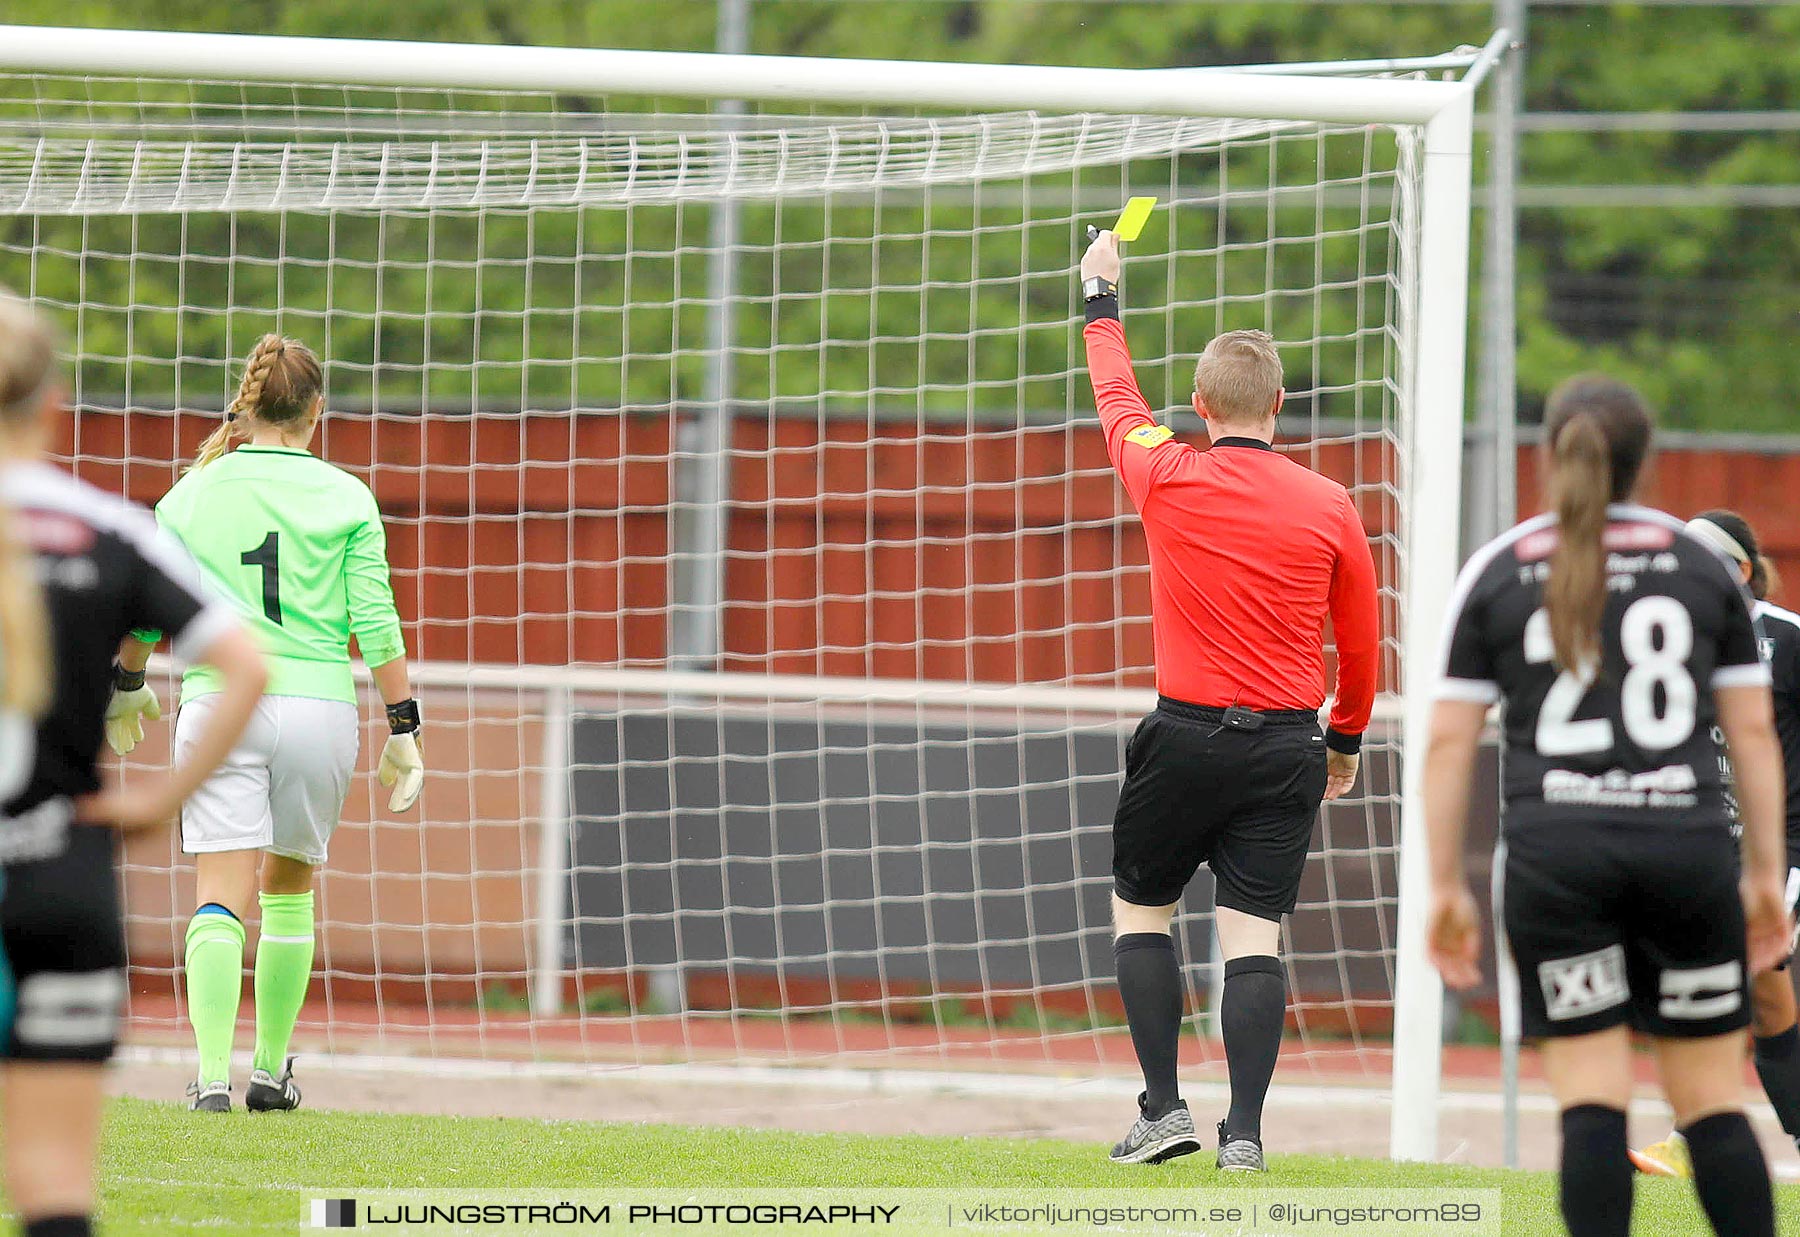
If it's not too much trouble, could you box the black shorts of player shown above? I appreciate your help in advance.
[1501,813,1748,1041]
[2,823,126,1064]
[1112,697,1329,920]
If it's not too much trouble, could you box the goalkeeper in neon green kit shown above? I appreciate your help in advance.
[107,333,424,1113]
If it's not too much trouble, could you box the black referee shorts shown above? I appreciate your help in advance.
[1,823,127,1064]
[1501,814,1748,1042]
[1111,698,1329,920]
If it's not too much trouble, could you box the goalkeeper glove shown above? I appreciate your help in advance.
[378,698,424,812]
[104,664,161,756]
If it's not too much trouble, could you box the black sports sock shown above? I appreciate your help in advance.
[1114,932,1183,1118]
[1220,954,1285,1140]
[1684,1110,1774,1237]
[1754,1024,1800,1138]
[1558,1105,1631,1237]
[24,1216,93,1237]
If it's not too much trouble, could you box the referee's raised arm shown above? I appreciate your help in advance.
[1078,228,1381,1172]
[1080,232,1183,511]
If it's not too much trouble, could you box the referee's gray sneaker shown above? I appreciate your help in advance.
[1109,1094,1202,1164]
[1215,1121,1267,1172]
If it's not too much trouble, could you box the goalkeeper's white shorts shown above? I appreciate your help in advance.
[175,693,359,865]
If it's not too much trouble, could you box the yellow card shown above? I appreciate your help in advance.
[1111,196,1157,243]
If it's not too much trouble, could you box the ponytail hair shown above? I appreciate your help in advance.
[1540,374,1655,673]
[190,333,324,472]
[0,290,56,717]
[189,420,238,473]
[1545,416,1612,673]
[0,500,48,717]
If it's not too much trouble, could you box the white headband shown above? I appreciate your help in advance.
[1687,517,1750,565]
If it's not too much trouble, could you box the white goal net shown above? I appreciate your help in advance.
[0,32,1477,1153]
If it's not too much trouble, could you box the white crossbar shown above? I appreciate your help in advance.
[0,25,1468,126]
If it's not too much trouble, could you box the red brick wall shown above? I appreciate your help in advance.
[62,411,1418,691]
[67,409,1799,688]
[1518,445,1800,592]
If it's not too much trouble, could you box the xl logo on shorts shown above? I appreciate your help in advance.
[1659,961,1742,1021]
[1539,945,1629,1022]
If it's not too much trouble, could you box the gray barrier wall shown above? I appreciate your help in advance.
[564,709,1502,1008]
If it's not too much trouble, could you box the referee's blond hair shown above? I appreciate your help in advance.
[1193,330,1284,425]
[0,291,54,717]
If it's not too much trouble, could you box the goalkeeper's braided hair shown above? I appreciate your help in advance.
[191,333,324,472]
[0,291,56,717]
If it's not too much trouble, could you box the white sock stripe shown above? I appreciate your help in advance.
[259,934,314,943]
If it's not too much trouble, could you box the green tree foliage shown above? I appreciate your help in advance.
[3,0,1797,431]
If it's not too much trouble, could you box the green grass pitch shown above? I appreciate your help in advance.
[93,1096,1800,1235]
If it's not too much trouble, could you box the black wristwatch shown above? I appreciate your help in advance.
[1083,276,1118,301]
[112,662,147,693]
[386,698,422,736]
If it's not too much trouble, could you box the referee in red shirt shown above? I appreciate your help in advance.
[1080,231,1380,1171]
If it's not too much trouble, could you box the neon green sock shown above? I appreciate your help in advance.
[253,891,315,1075]
[184,908,246,1087]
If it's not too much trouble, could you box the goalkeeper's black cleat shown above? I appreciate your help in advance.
[186,1079,231,1113]
[246,1056,302,1113]
[1108,1093,1202,1164]
[1216,1120,1267,1172]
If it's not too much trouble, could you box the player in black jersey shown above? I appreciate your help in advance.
[1422,375,1787,1237]
[0,293,267,1237]
[0,384,50,1043]
[1630,509,1800,1177]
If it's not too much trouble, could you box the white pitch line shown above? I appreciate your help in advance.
[111,1174,314,1194]
[109,1045,1800,1180]
[116,1043,1705,1122]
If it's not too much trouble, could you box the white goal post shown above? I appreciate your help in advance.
[0,23,1490,1162]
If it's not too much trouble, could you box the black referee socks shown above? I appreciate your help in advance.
[24,1216,92,1237]
[1558,1105,1630,1237]
[1754,1024,1800,1137]
[1113,933,1184,1119]
[1221,955,1285,1140]
[1683,1110,1774,1237]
